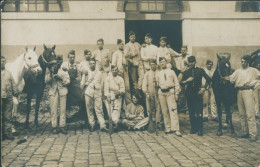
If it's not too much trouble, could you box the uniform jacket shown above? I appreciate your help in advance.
[141,44,158,70]
[81,69,102,97]
[142,70,159,95]
[182,66,211,94]
[156,68,181,95]
[112,50,127,74]
[45,68,70,96]
[125,42,141,66]
[1,70,19,98]
[104,75,125,100]
[92,49,111,70]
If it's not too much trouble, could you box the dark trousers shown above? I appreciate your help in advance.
[186,92,203,132]
[1,98,13,135]
[129,65,138,86]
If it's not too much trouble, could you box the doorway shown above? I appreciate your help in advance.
[125,20,182,52]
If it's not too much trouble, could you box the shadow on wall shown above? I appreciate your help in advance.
[193,46,260,70]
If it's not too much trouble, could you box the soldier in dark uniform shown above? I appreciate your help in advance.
[180,56,211,136]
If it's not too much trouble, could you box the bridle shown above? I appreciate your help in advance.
[217,61,231,84]
[24,53,40,70]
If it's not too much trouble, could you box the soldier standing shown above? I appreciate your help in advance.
[225,55,259,141]
[202,60,217,122]
[1,56,19,140]
[81,58,108,132]
[180,56,211,136]
[92,38,111,72]
[104,66,125,131]
[142,60,162,129]
[156,57,182,136]
[45,55,70,134]
[125,31,141,89]
[141,33,158,73]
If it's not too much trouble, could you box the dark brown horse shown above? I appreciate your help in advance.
[23,44,56,133]
[212,53,236,136]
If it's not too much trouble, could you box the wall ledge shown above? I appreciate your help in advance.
[1,12,125,20]
[182,12,260,19]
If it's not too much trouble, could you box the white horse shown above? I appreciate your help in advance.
[5,47,42,133]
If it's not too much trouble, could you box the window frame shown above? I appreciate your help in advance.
[138,0,166,13]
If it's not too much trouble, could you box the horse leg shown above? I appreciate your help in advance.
[216,101,223,136]
[225,104,235,134]
[25,95,31,129]
[33,95,41,135]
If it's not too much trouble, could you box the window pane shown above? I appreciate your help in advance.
[3,3,16,11]
[48,4,60,11]
[20,2,28,11]
[37,4,45,11]
[29,4,36,11]
[156,2,164,11]
[140,2,149,11]
[149,2,156,11]
[125,2,137,11]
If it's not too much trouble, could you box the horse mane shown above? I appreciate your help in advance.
[6,52,26,85]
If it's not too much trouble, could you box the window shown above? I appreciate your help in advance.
[139,1,165,13]
[241,1,260,12]
[1,0,63,12]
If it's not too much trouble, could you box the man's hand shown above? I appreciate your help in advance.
[175,94,179,101]
[107,97,111,104]
[198,88,205,95]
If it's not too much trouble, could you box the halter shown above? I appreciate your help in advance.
[40,54,49,66]
[24,53,40,70]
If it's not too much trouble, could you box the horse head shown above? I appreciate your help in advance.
[24,46,42,75]
[216,52,232,78]
[41,44,57,69]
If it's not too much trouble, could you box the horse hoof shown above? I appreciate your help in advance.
[217,130,222,136]
[231,132,236,138]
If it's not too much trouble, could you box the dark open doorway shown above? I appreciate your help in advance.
[125,20,182,52]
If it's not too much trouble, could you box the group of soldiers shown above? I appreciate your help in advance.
[1,31,259,141]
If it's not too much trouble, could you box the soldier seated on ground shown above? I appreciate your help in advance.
[122,94,149,131]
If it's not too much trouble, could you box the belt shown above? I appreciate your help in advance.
[160,86,174,93]
[237,86,254,90]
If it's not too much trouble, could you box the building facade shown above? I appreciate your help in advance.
[1,0,260,68]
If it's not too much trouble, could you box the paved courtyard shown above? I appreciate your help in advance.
[2,111,260,167]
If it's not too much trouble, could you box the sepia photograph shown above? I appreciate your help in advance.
[1,0,260,166]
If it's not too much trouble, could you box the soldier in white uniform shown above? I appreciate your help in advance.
[104,66,125,131]
[45,55,70,134]
[202,60,217,122]
[141,33,158,73]
[81,58,108,132]
[156,57,182,136]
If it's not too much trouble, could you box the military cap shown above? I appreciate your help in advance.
[150,59,157,64]
[89,57,96,62]
[206,59,213,65]
[117,39,123,45]
[56,55,63,60]
[159,57,167,62]
[69,50,75,55]
[241,55,251,62]
[182,45,188,49]
[145,33,152,38]
[188,56,196,63]
[97,38,104,43]
[84,49,91,55]
[129,31,135,36]
[160,36,167,42]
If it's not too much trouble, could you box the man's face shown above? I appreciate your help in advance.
[150,63,157,71]
[145,37,152,45]
[206,63,213,70]
[160,41,166,47]
[56,60,63,69]
[129,35,136,43]
[90,61,96,70]
[132,95,138,104]
[241,59,249,69]
[97,41,104,50]
[160,60,167,69]
[189,61,196,68]
[84,53,91,61]
[112,67,118,77]
[1,58,6,70]
[68,54,75,64]
[118,42,124,50]
[181,48,187,55]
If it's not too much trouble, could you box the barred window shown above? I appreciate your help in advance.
[1,0,63,12]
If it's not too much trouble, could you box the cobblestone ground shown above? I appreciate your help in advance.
[2,110,260,167]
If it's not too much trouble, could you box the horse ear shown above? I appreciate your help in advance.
[52,45,56,50]
[216,53,220,59]
[44,44,47,50]
[227,53,231,60]
[33,46,36,51]
[25,47,28,52]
